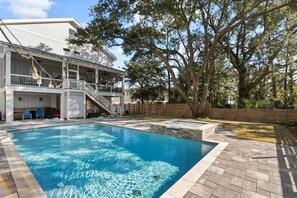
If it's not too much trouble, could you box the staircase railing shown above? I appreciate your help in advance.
[80,81,115,115]
[64,79,116,115]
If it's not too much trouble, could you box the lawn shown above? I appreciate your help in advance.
[206,119,297,146]
[126,115,297,146]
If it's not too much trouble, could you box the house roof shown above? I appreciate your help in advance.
[1,18,82,29]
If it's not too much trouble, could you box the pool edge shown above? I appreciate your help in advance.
[1,134,46,198]
[1,121,92,198]
[2,119,228,198]
[160,140,228,198]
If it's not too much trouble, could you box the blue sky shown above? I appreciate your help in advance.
[0,0,127,69]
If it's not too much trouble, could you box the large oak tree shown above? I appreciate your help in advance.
[71,0,294,117]
[215,2,297,108]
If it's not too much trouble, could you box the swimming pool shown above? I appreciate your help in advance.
[10,123,216,197]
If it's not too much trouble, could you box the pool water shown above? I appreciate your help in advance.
[10,123,216,198]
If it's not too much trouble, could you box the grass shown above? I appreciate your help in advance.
[126,115,297,146]
[206,119,297,146]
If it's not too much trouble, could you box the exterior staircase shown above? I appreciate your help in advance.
[80,81,116,115]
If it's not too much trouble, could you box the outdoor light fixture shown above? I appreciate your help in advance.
[39,97,43,102]
[18,97,22,102]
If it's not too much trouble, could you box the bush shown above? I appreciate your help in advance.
[288,121,297,127]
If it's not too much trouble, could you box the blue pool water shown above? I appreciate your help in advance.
[10,123,216,198]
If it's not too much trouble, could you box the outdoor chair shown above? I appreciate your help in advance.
[22,110,32,120]
[36,108,44,119]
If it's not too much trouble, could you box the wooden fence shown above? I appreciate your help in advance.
[124,103,297,124]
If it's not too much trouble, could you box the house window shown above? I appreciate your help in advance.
[69,28,76,39]
[63,48,71,52]
[73,51,80,55]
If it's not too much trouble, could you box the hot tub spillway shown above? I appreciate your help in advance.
[150,120,218,140]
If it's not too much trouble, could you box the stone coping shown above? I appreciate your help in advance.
[1,135,46,198]
[150,119,218,130]
[160,140,228,198]
[1,119,228,198]
[150,120,219,141]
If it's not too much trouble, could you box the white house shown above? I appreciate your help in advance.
[0,18,125,122]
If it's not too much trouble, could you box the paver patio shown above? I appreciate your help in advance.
[0,118,296,197]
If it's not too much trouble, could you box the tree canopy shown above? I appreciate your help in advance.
[70,0,296,117]
[124,54,166,103]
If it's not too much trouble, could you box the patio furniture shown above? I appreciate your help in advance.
[36,108,44,119]
[44,107,60,119]
[22,110,32,120]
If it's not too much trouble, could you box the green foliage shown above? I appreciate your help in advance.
[217,2,297,108]
[70,0,296,115]
[130,86,165,102]
[123,54,166,103]
[288,121,297,127]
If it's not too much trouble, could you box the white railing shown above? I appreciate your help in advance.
[64,79,115,115]
[83,82,115,115]
[11,76,116,115]
[11,74,63,88]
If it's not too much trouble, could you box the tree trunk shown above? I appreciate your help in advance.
[237,68,249,108]
[167,69,171,103]
[284,61,288,108]
[140,85,144,104]
[271,74,277,107]
[190,104,200,118]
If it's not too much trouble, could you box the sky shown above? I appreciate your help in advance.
[0,0,127,69]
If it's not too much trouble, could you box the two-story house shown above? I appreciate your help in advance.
[0,18,125,122]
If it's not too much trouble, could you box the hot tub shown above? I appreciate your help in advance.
[150,120,218,140]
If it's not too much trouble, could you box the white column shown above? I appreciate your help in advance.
[120,95,125,115]
[121,74,125,93]
[77,65,80,81]
[60,93,64,120]
[83,93,86,119]
[95,69,98,91]
[5,51,11,85]
[5,89,13,122]
[62,60,67,88]
[66,91,70,120]
[0,92,5,121]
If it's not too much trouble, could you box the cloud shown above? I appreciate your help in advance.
[0,0,53,18]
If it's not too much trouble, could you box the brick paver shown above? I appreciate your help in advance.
[184,127,297,198]
[0,132,18,198]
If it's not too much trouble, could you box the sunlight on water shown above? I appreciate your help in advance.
[10,124,216,198]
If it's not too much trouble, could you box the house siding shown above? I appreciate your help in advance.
[68,91,85,118]
[0,19,115,67]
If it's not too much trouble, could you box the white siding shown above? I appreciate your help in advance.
[0,92,5,120]
[10,23,71,42]
[68,91,84,118]
[14,93,56,109]
[0,56,5,87]
[0,21,115,67]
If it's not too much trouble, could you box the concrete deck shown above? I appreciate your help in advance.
[0,118,296,197]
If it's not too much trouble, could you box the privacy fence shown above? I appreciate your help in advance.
[124,103,297,124]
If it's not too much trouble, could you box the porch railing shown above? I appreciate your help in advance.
[11,74,63,88]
